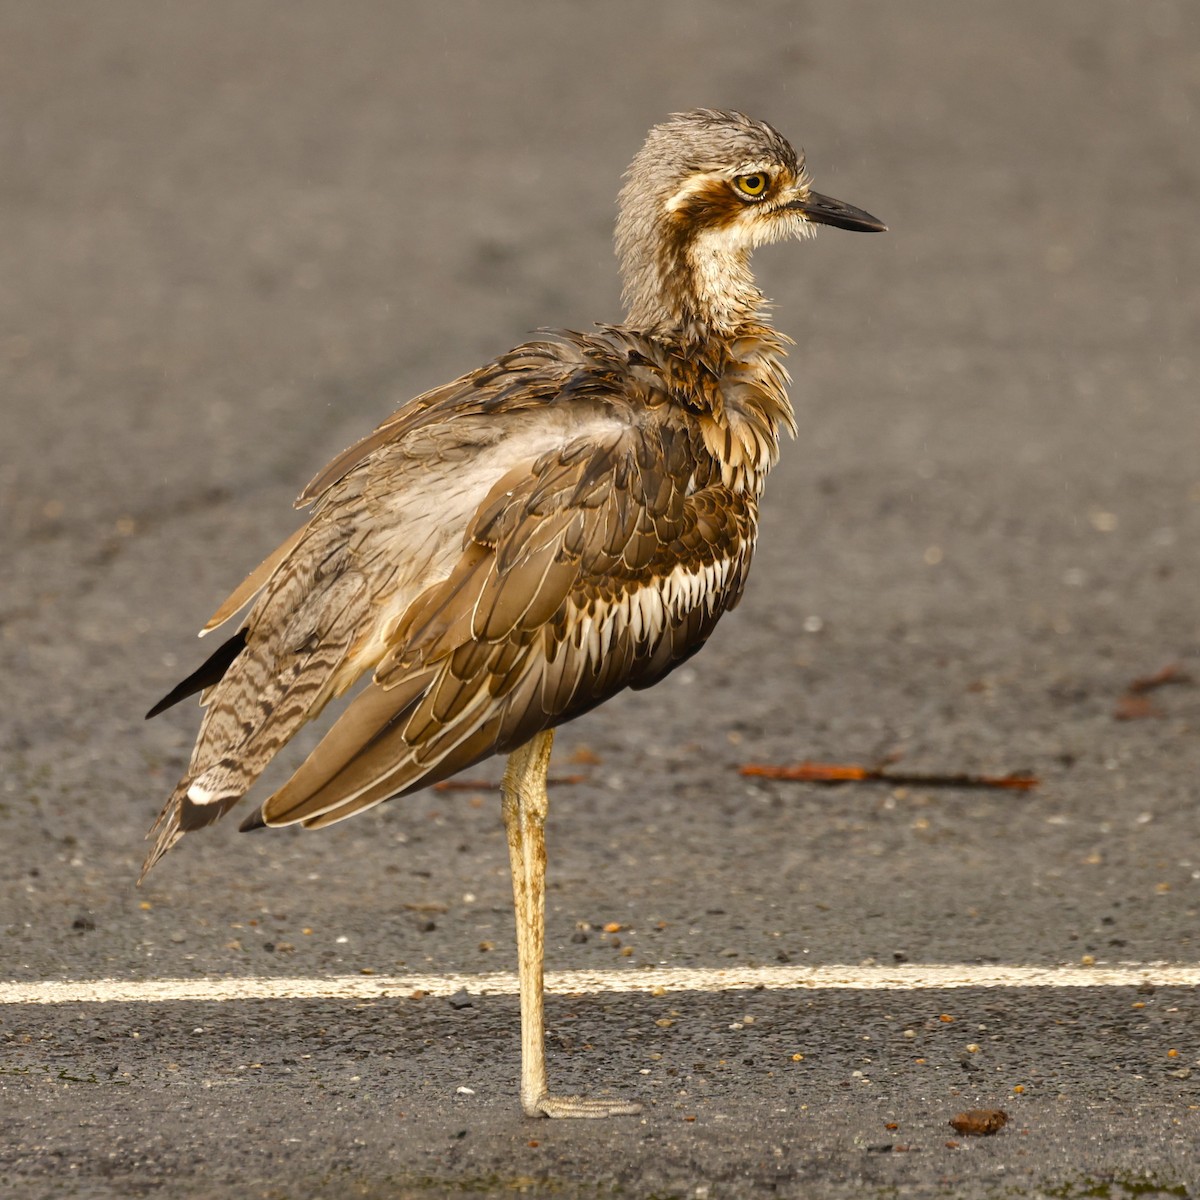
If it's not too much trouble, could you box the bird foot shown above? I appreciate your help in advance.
[528,1093,643,1119]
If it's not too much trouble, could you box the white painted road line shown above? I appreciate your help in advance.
[2,963,1198,1005]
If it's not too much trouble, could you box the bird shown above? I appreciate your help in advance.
[143,109,885,1118]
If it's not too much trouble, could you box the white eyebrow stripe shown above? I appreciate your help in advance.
[664,171,729,212]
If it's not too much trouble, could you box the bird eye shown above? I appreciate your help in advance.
[733,173,768,199]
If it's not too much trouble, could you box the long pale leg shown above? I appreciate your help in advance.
[501,729,642,1119]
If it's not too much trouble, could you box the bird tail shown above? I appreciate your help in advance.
[141,540,371,881]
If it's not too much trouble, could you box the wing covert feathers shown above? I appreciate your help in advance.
[255,422,756,832]
[144,325,787,875]
[201,525,306,635]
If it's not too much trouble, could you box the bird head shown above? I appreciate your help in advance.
[616,109,885,335]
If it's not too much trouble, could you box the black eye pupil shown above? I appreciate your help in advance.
[746,177,761,190]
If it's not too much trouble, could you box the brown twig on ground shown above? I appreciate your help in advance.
[1113,661,1192,720]
[1126,662,1192,694]
[739,761,1039,790]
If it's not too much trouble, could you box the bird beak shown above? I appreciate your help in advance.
[788,190,887,233]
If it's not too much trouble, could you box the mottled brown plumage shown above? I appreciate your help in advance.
[144,109,884,1116]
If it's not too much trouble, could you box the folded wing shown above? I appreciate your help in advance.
[256,420,756,830]
[143,333,756,876]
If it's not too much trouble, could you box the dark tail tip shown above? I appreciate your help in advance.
[239,808,268,833]
[146,629,248,719]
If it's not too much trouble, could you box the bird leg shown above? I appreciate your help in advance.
[501,729,642,1119]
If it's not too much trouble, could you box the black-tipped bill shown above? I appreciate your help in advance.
[789,190,887,233]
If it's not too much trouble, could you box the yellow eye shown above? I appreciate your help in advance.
[734,173,769,198]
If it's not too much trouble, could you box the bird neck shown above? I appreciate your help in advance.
[621,236,766,339]
[614,204,795,488]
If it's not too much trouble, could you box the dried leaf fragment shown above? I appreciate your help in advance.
[949,1108,1008,1136]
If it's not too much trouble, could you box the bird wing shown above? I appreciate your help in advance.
[142,337,640,874]
[143,332,757,875]
[256,418,757,830]
[183,338,585,650]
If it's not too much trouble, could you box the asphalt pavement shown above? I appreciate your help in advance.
[2,2,1199,1197]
